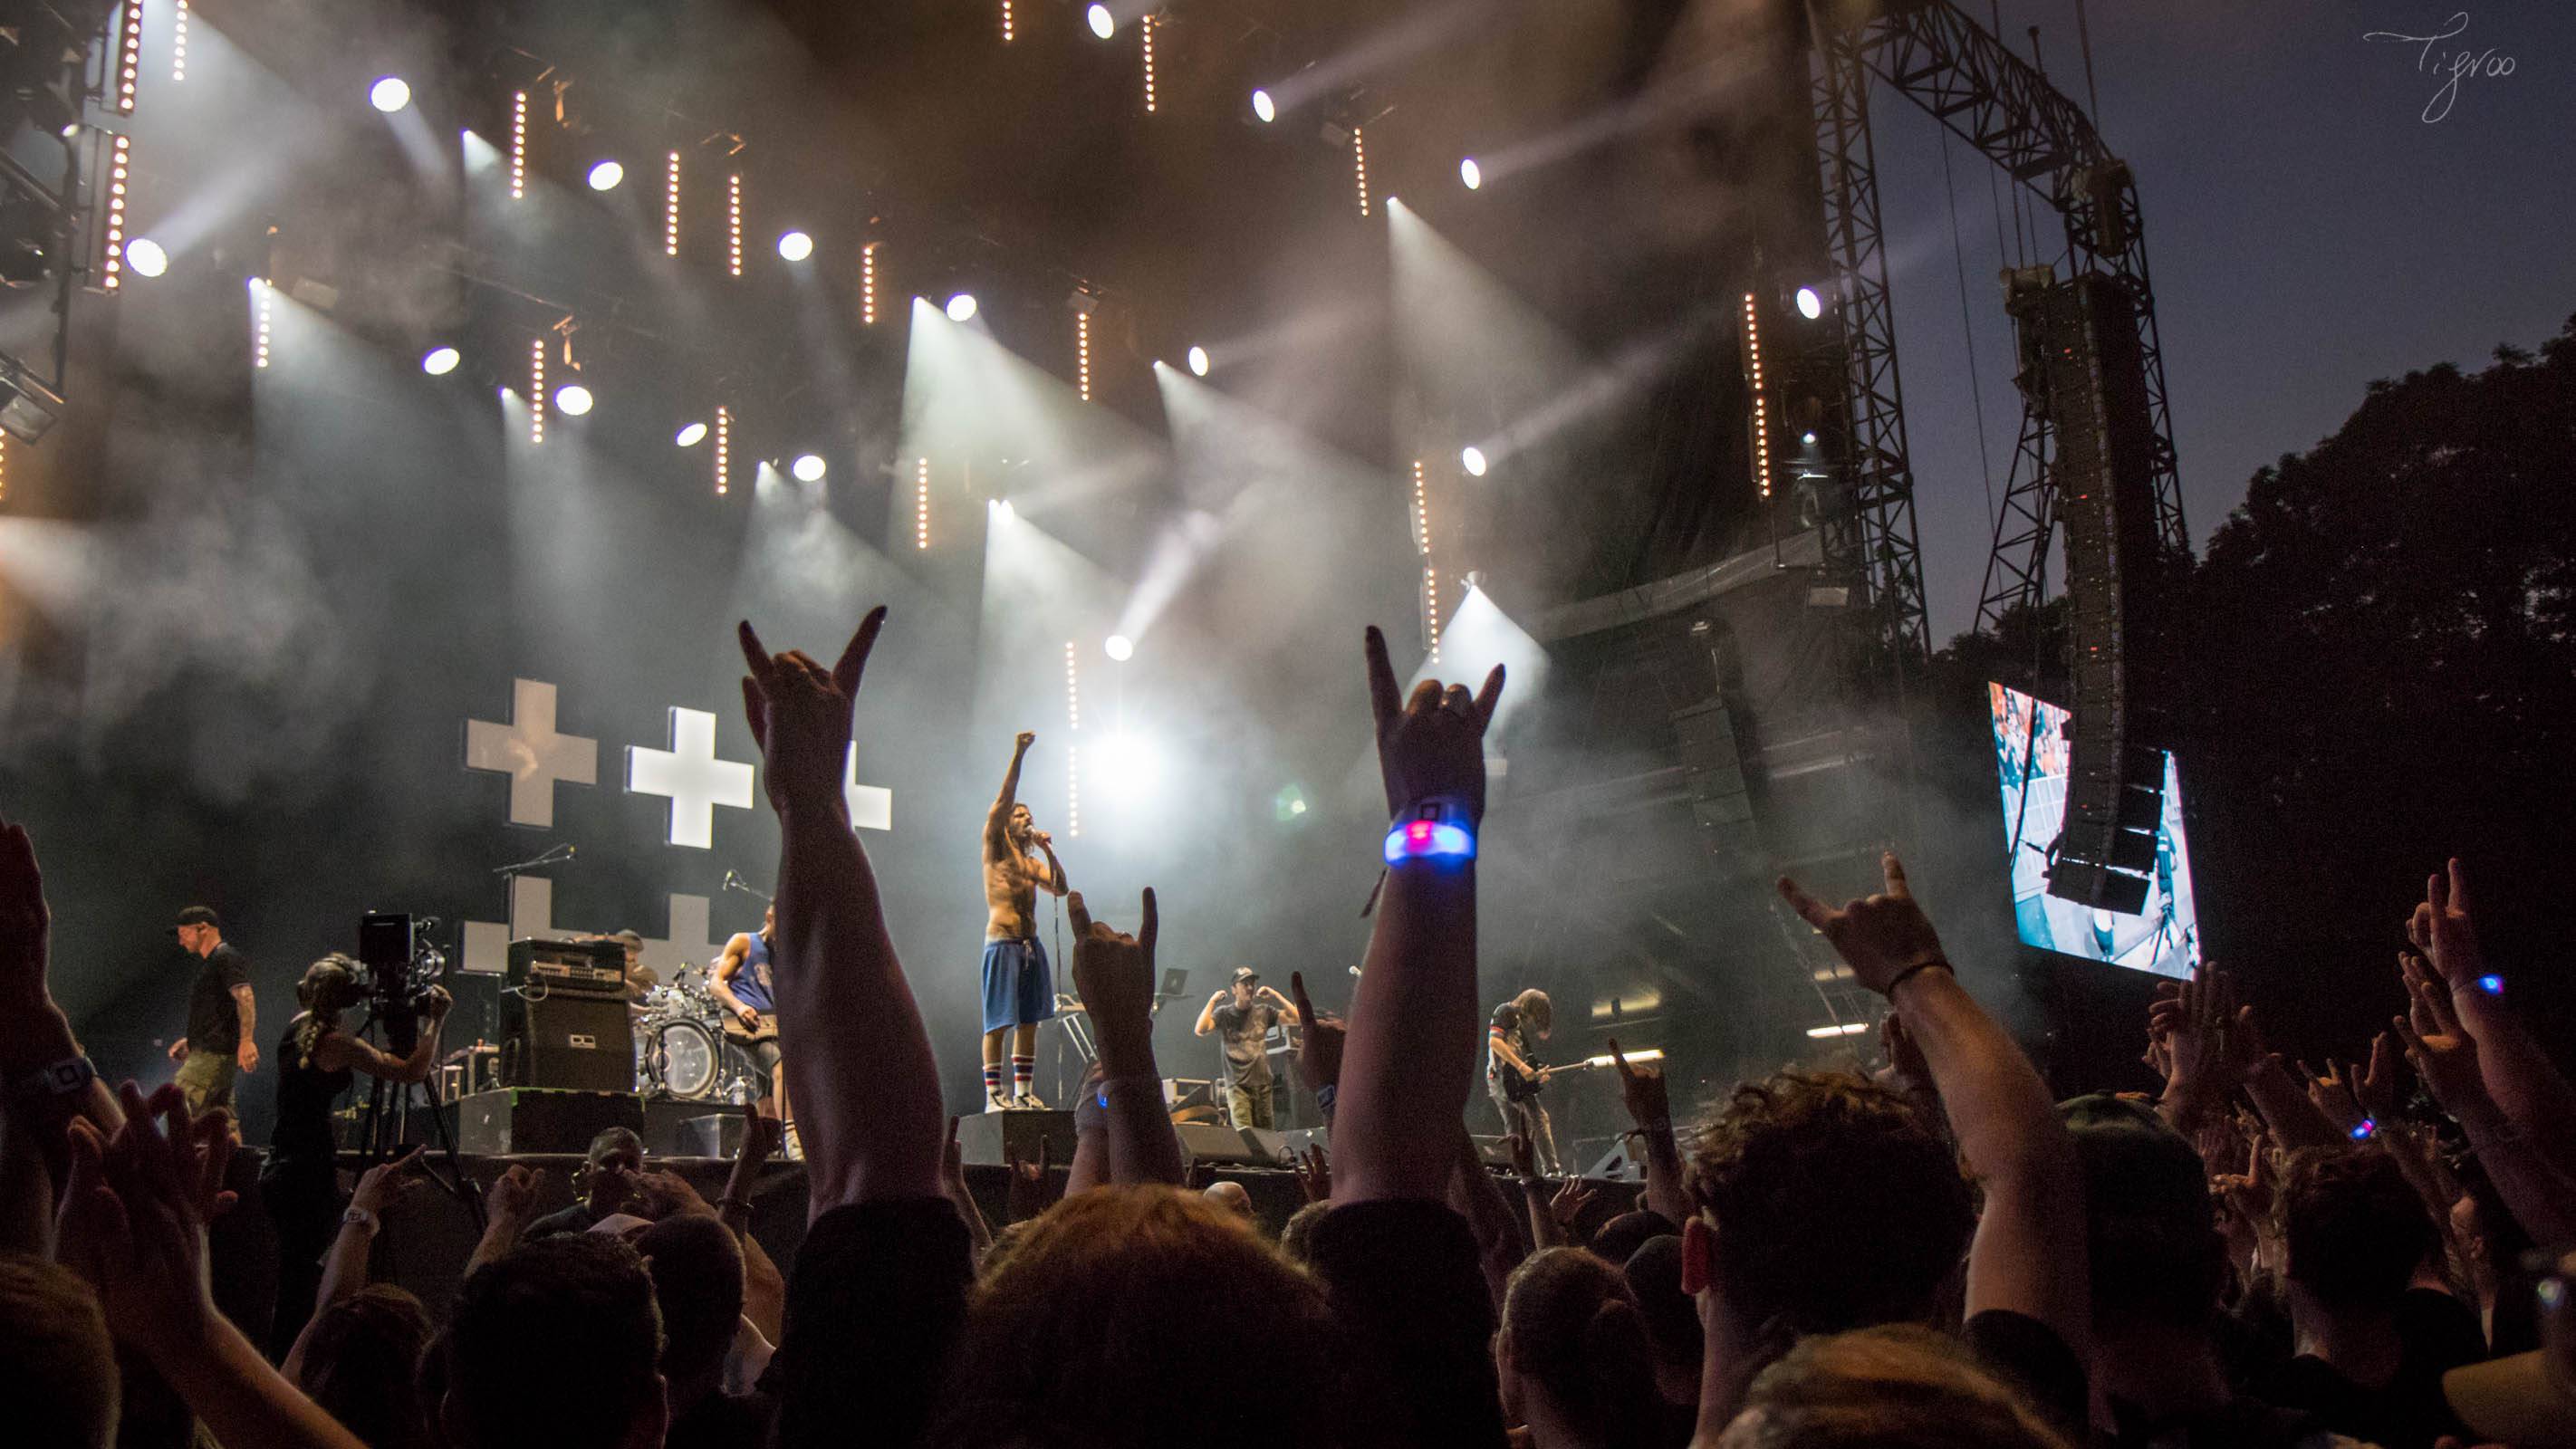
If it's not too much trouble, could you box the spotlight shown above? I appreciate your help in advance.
[1086,4,1115,38]
[777,230,813,262]
[945,293,979,322]
[791,453,827,482]
[1802,430,1818,446]
[1251,89,1276,123]
[1104,634,1134,662]
[991,498,1015,521]
[675,421,708,446]
[554,383,594,417]
[587,159,625,191]
[369,76,411,113]
[421,345,460,376]
[1461,446,1488,477]
[1795,285,1823,320]
[124,237,168,278]
[1186,345,1210,378]
[1459,158,1482,190]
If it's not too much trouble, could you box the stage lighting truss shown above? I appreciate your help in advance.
[1412,459,1438,663]
[528,338,546,442]
[714,407,731,494]
[1350,125,1370,217]
[1740,293,1771,501]
[1063,640,1081,731]
[100,134,131,291]
[726,173,744,277]
[860,242,879,324]
[663,151,681,256]
[914,456,931,549]
[1140,14,1158,114]
[510,91,528,199]
[251,279,274,369]
[172,0,188,82]
[116,0,142,114]
[1076,310,1092,401]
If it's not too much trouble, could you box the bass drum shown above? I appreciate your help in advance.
[649,1019,721,1101]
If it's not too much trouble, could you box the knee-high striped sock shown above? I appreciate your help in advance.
[982,1062,1003,1098]
[1012,1054,1035,1094]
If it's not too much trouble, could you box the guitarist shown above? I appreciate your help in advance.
[1486,988,1561,1175]
[711,904,786,1132]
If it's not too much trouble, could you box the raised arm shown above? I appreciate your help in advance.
[1032,834,1069,897]
[1337,628,1504,1204]
[284,1148,427,1383]
[1258,985,1301,1025]
[1779,854,2090,1361]
[1194,990,1226,1036]
[985,733,1035,859]
[0,814,124,1251]
[2410,860,2576,1169]
[739,613,942,1210]
[1068,889,1185,1186]
[1609,1039,1691,1227]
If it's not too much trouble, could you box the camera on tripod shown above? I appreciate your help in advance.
[358,912,449,1048]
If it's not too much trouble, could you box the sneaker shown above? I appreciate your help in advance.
[1013,1089,1049,1110]
[985,1090,1013,1114]
[781,1121,804,1163]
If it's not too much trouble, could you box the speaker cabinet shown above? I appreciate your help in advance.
[956,1109,1078,1168]
[454,1089,645,1156]
[501,989,633,1093]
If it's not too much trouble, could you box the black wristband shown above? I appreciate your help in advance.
[1882,959,1955,998]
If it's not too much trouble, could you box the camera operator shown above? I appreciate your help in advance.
[259,951,452,1357]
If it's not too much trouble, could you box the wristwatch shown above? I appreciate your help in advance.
[6,1054,95,1108]
[341,1205,380,1233]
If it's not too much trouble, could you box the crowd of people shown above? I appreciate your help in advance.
[2,609,2572,1449]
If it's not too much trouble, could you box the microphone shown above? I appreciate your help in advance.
[493,843,576,876]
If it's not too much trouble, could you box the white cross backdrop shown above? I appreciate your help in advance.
[641,893,721,982]
[460,874,555,975]
[628,706,756,849]
[464,679,599,828]
[846,743,892,831]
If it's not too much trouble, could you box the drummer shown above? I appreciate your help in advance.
[600,928,658,1006]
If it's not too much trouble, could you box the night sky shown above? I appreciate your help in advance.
[1885,0,2576,641]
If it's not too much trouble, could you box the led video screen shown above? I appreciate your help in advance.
[1989,682,2200,978]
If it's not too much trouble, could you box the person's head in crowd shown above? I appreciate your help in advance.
[1203,1179,1255,1222]
[1622,1234,1704,1408]
[2058,1096,2234,1418]
[582,1126,647,1214]
[934,1185,1337,1449]
[442,1235,667,1449]
[634,1214,745,1414]
[2278,1145,2438,1319]
[296,1284,437,1449]
[1496,1247,1663,1449]
[1593,1209,1677,1270]
[1279,1200,1332,1267]
[292,954,367,1058]
[1513,988,1554,1042]
[1684,1071,1974,1357]
[0,1252,120,1449]
[2452,1156,2536,1320]
[1715,1324,2072,1449]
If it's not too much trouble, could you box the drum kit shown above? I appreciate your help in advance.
[633,964,763,1104]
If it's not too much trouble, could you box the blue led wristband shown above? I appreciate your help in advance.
[1383,797,1476,865]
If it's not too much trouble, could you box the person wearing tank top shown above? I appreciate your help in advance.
[713,904,789,1134]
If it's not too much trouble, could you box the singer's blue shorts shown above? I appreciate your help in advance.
[980,936,1054,1033]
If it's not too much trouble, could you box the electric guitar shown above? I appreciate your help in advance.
[1498,1051,1662,1103]
[721,1009,780,1045]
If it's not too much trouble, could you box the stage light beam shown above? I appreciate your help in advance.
[1186,345,1209,378]
[676,421,707,446]
[125,237,166,277]
[421,345,460,375]
[1104,634,1134,662]
[791,453,827,482]
[777,230,813,262]
[1460,446,1487,477]
[587,159,624,191]
[945,293,978,322]
[1459,158,1481,189]
[1795,285,1824,320]
[1087,4,1115,38]
[1252,89,1276,123]
[370,77,411,113]
[555,383,594,417]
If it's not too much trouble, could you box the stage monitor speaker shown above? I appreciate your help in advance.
[956,1110,1077,1168]
[2010,271,2169,915]
[1238,1127,1295,1168]
[455,1088,644,1156]
[1175,1122,1270,1167]
[674,1113,747,1159]
[500,989,633,1093]
[1583,1142,1646,1184]
[1274,1126,1329,1163]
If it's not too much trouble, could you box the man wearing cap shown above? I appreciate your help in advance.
[1194,967,1299,1129]
[168,906,256,1112]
